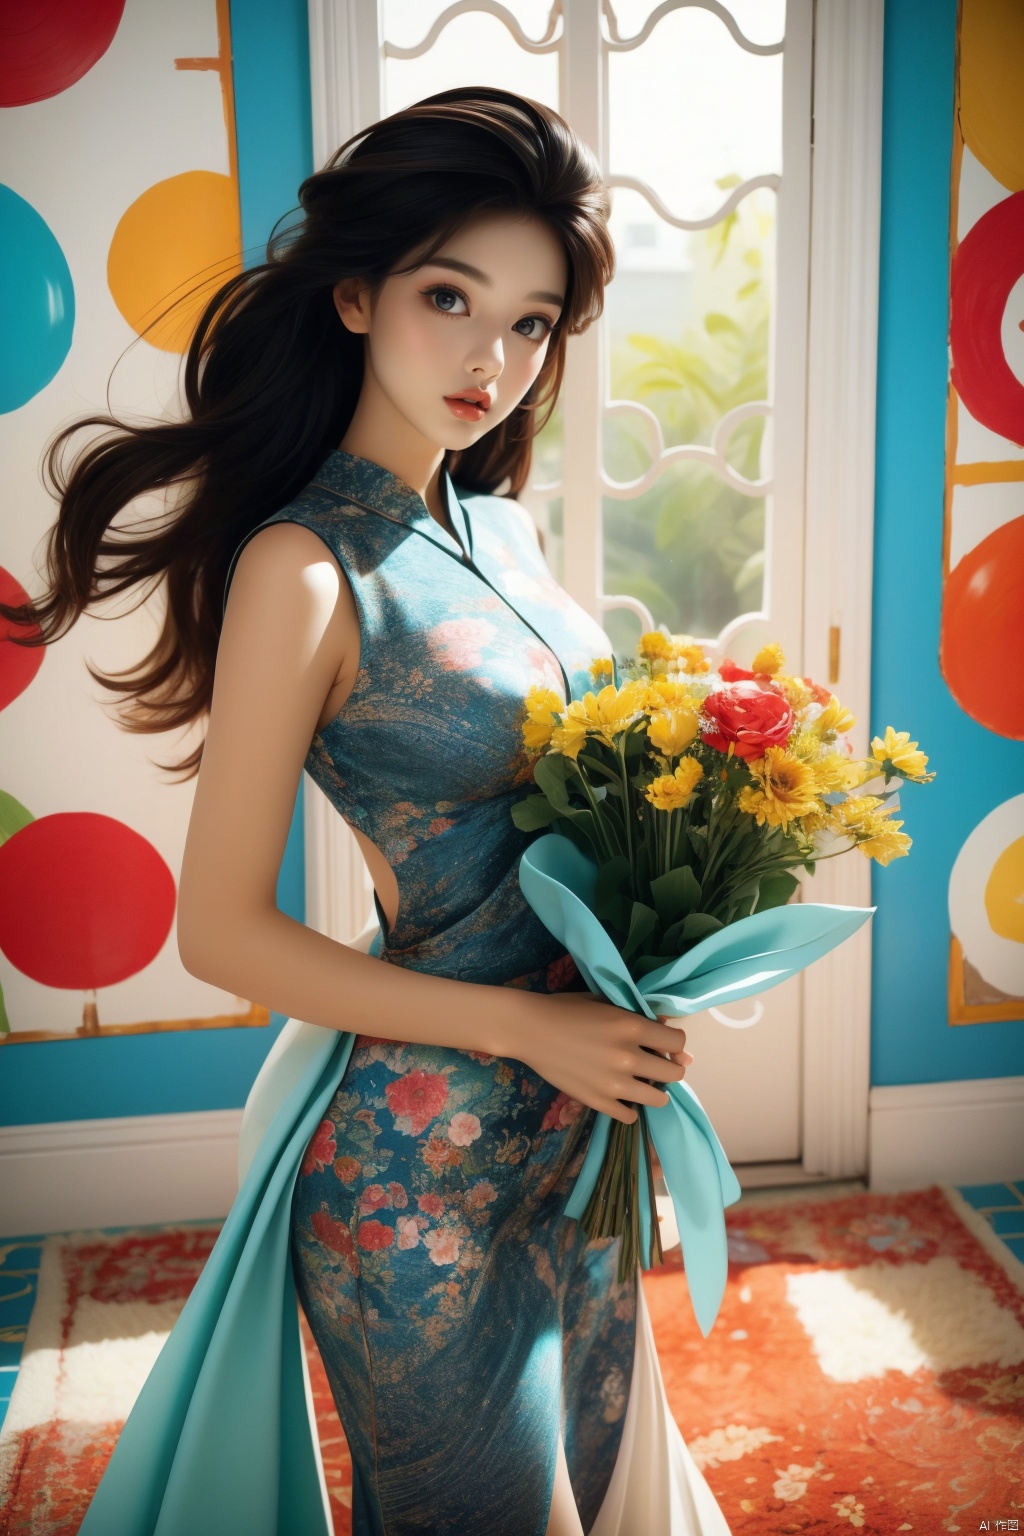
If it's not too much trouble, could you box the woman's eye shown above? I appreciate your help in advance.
[425,285,468,316]
[512,311,552,339]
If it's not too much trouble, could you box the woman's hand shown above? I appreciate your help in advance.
[507,991,694,1125]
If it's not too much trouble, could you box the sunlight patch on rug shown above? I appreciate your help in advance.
[785,1253,1024,1381]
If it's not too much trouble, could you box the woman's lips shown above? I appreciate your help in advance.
[444,395,488,422]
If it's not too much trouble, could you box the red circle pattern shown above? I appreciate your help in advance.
[949,190,1024,447]
[0,0,126,107]
[940,514,1024,740]
[0,566,44,711]
[0,812,176,989]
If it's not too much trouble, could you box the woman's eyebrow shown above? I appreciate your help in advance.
[425,256,564,308]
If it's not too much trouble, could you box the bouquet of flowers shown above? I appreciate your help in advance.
[513,633,933,1317]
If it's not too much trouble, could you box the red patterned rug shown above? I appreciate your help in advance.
[0,1185,1021,1534]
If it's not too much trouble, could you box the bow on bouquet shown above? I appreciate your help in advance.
[512,633,934,1334]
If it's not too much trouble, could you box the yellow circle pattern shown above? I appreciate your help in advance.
[107,170,241,354]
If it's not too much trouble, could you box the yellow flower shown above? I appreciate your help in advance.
[589,656,615,686]
[647,707,699,758]
[643,677,702,711]
[810,750,863,795]
[830,795,885,831]
[830,797,912,864]
[549,682,646,758]
[813,695,856,738]
[870,726,935,783]
[859,821,912,865]
[521,685,564,754]
[737,747,821,828]
[550,714,588,759]
[638,630,675,661]
[775,674,815,712]
[645,757,704,812]
[751,642,784,676]
[668,637,711,674]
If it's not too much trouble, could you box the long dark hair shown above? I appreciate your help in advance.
[3,87,614,776]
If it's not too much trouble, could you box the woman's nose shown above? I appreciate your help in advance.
[468,332,503,379]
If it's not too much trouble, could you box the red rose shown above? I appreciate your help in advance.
[357,1219,394,1251]
[701,682,795,760]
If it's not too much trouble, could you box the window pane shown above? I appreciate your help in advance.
[607,4,783,222]
[603,2,781,647]
[609,0,785,53]
[603,459,766,656]
[382,5,559,116]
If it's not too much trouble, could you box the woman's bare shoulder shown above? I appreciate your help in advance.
[228,520,359,644]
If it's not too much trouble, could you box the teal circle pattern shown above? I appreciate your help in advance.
[0,185,75,414]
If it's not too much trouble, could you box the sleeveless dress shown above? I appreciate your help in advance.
[228,449,636,1536]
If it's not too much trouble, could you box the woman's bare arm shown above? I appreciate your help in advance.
[177,521,690,1121]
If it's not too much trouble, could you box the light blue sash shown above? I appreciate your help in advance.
[518,834,873,1338]
[78,933,387,1536]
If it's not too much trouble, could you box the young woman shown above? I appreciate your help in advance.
[12,88,730,1536]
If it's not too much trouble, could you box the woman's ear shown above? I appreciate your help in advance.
[333,278,372,334]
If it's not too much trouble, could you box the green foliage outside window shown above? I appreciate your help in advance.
[536,181,774,656]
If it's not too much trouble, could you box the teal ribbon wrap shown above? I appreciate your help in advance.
[518,833,874,1338]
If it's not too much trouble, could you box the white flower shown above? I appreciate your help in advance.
[448,1112,482,1146]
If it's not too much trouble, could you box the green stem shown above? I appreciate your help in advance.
[617,737,637,897]
[572,763,619,862]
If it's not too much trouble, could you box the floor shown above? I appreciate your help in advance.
[2,1178,1023,1433]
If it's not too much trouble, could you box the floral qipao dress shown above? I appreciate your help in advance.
[226,450,636,1536]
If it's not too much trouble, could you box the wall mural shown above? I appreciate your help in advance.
[0,0,268,1041]
[944,0,1024,1023]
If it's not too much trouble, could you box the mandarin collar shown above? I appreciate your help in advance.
[314,449,472,562]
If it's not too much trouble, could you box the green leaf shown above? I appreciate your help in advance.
[681,912,724,941]
[555,810,602,858]
[594,855,632,919]
[649,864,702,925]
[511,795,559,832]
[0,790,34,846]
[704,312,741,338]
[631,952,672,978]
[658,910,723,954]
[533,753,575,812]
[0,976,8,1035]
[621,902,658,962]
[579,752,621,785]
[601,895,633,936]
[754,871,800,912]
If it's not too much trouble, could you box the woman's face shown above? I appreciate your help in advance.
[334,210,567,455]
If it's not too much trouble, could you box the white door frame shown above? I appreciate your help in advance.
[303,0,885,1182]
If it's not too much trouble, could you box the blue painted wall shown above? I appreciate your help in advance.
[870,0,1024,1086]
[0,0,313,1127]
